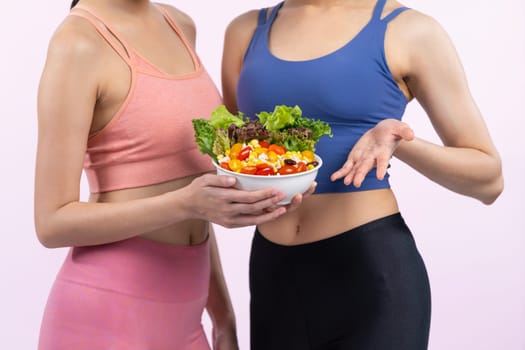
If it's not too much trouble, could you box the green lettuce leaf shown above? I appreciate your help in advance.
[192,119,216,159]
[257,104,332,150]
[294,116,333,142]
[277,133,315,152]
[193,104,332,157]
[210,105,245,129]
[256,105,301,131]
[212,128,231,157]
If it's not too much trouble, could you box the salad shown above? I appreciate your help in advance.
[192,105,332,176]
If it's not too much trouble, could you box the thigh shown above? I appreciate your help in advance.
[249,230,310,350]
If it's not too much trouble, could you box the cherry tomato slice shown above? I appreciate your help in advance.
[259,141,270,149]
[300,150,315,162]
[295,162,307,173]
[220,162,231,171]
[255,164,275,176]
[278,165,298,175]
[229,143,243,159]
[269,144,286,155]
[237,146,252,161]
[229,159,242,172]
[240,166,257,175]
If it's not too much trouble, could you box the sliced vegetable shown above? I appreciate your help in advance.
[192,104,331,176]
[278,165,298,175]
[240,166,257,175]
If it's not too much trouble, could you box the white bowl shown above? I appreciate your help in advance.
[212,155,322,205]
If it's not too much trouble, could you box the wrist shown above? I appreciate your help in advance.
[210,310,236,331]
[159,186,194,224]
[393,136,416,159]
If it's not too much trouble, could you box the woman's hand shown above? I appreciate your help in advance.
[286,181,317,211]
[330,119,414,187]
[181,173,288,228]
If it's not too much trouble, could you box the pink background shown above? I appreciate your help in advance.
[1,1,523,348]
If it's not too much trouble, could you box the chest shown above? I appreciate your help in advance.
[268,8,372,62]
[238,31,407,125]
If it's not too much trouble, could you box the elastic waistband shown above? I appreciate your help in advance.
[57,236,210,302]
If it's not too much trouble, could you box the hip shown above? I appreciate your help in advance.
[55,235,211,302]
[39,237,212,349]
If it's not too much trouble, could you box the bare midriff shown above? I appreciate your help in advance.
[258,189,399,245]
[89,174,211,246]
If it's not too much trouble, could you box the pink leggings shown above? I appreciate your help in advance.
[38,236,211,349]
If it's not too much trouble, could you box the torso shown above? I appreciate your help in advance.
[74,3,209,245]
[240,0,412,245]
[89,174,209,245]
[259,190,400,245]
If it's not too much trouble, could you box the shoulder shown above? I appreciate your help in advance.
[223,8,263,53]
[388,8,453,51]
[46,15,105,65]
[155,3,196,41]
[226,9,261,32]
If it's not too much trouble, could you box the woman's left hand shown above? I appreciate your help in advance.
[330,119,414,187]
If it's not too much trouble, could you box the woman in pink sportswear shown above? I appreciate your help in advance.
[35,0,307,348]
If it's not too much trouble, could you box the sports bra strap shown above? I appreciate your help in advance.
[371,0,388,21]
[381,7,410,23]
[257,8,269,25]
[267,2,284,24]
[152,4,201,67]
[69,8,132,65]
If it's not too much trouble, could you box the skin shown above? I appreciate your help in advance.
[222,0,503,245]
[34,0,310,347]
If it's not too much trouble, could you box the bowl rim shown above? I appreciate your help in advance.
[212,154,322,179]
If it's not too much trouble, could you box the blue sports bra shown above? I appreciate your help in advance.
[237,0,410,193]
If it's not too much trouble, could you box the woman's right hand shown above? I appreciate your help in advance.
[180,173,288,228]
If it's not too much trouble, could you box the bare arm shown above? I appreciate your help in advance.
[34,22,194,248]
[34,19,286,248]
[393,12,503,204]
[206,226,239,350]
[332,11,503,204]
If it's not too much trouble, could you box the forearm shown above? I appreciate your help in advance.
[394,137,503,204]
[35,191,189,248]
[206,227,237,332]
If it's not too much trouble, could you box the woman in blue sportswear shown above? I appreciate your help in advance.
[221,0,503,349]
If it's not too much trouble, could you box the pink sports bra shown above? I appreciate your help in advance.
[70,6,221,193]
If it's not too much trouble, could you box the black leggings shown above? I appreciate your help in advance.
[249,213,431,350]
